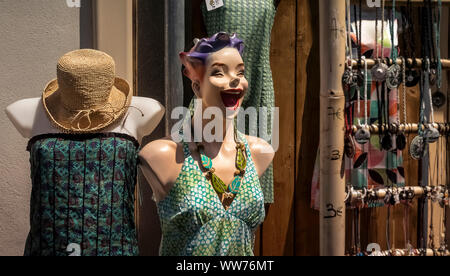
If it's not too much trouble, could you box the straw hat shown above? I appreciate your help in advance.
[42,49,132,133]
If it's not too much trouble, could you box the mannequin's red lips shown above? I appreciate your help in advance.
[220,89,244,110]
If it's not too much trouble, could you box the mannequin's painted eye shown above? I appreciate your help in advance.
[238,70,245,77]
[211,70,224,77]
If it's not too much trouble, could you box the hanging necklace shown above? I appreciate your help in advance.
[396,57,408,150]
[386,0,401,90]
[354,2,370,145]
[432,0,445,109]
[404,0,420,88]
[342,0,359,88]
[195,124,247,208]
[343,0,357,158]
[371,2,389,82]
[355,56,371,144]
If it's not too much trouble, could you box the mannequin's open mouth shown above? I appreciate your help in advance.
[220,89,244,111]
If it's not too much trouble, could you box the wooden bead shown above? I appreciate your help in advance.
[235,169,241,175]
[210,168,215,174]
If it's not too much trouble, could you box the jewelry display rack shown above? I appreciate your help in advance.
[319,0,450,256]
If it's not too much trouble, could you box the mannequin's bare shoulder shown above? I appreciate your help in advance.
[130,97,165,139]
[138,136,185,186]
[5,98,41,138]
[245,135,275,177]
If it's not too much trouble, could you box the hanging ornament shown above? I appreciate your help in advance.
[342,68,360,88]
[387,64,401,89]
[424,127,440,143]
[345,134,356,158]
[381,134,393,151]
[372,60,389,82]
[355,128,371,145]
[410,135,426,160]
[405,67,420,87]
[396,132,407,151]
[432,91,446,108]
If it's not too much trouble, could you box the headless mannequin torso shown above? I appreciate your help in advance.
[6,97,165,144]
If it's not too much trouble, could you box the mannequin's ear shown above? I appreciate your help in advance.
[192,81,201,98]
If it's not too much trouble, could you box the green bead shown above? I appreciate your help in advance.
[229,176,242,195]
[236,148,247,171]
[200,153,213,170]
[211,173,227,194]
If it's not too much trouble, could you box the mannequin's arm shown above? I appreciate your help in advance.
[5,98,41,138]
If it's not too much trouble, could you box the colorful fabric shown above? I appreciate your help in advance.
[24,133,139,256]
[311,13,405,209]
[157,130,265,256]
[201,0,277,204]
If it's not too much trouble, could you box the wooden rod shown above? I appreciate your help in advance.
[319,0,347,256]
[347,185,448,204]
[360,249,450,256]
[351,123,450,134]
[350,58,450,69]
[351,0,450,6]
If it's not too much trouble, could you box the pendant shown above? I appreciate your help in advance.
[381,134,392,151]
[211,173,227,194]
[410,135,426,160]
[430,68,437,86]
[371,63,389,82]
[405,69,420,87]
[223,192,234,200]
[396,132,407,151]
[235,147,247,171]
[200,151,213,170]
[229,176,242,195]
[386,64,401,89]
[344,135,356,158]
[342,69,359,87]
[432,91,446,108]
[357,70,365,87]
[423,127,440,144]
[355,128,371,145]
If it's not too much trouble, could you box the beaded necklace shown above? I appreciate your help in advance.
[194,124,248,205]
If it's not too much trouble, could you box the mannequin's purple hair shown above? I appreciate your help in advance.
[179,32,245,82]
[187,32,244,63]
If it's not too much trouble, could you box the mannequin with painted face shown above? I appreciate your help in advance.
[139,33,274,256]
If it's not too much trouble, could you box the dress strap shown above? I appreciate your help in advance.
[177,128,191,159]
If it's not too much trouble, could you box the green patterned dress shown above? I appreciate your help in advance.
[201,0,277,203]
[157,131,265,256]
[24,133,139,256]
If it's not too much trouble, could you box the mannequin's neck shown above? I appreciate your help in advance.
[191,110,235,145]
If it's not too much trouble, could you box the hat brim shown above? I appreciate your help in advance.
[42,77,132,133]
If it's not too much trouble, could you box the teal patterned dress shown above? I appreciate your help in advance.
[157,131,265,256]
[201,0,277,203]
[24,133,139,256]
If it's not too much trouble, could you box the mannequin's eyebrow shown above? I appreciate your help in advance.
[211,63,226,68]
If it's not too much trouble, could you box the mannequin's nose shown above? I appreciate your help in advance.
[230,78,240,88]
